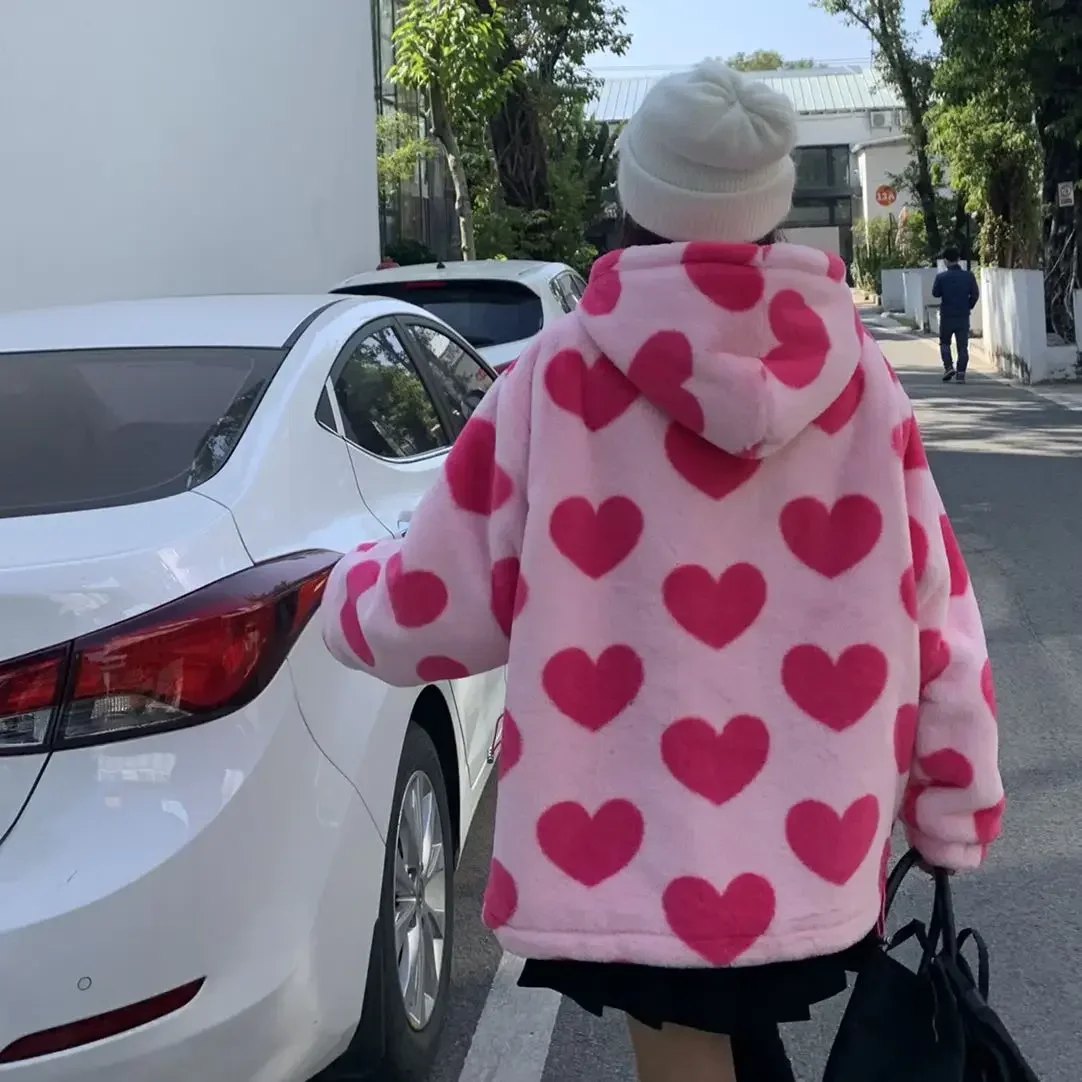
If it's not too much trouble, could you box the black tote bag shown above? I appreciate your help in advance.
[824,849,1040,1082]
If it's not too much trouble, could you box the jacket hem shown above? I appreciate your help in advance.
[494,909,878,967]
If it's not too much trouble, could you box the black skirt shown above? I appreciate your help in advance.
[518,932,876,1036]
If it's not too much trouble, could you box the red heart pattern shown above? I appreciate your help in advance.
[663,563,767,649]
[919,748,974,789]
[786,795,879,885]
[682,243,765,312]
[763,290,831,389]
[490,557,528,637]
[974,797,1005,845]
[920,630,951,688]
[580,256,622,315]
[542,645,645,730]
[782,645,888,731]
[545,349,640,431]
[901,567,918,620]
[910,517,929,582]
[537,799,645,886]
[499,712,522,779]
[661,715,770,805]
[339,559,381,666]
[665,423,761,499]
[387,553,449,628]
[627,331,705,433]
[780,496,882,579]
[894,705,918,773]
[940,515,969,596]
[814,364,865,435]
[483,859,518,929]
[445,418,514,515]
[663,873,776,964]
[981,660,997,716]
[416,656,469,681]
[549,496,644,579]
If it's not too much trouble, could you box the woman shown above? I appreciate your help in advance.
[322,59,1004,1082]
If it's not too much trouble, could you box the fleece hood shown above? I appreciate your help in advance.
[575,242,864,457]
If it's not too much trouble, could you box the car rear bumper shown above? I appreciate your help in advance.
[0,671,383,1081]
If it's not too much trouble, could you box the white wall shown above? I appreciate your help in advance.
[0,0,379,312]
[881,269,906,312]
[796,112,903,150]
[858,142,915,223]
[786,226,841,255]
[981,269,1077,383]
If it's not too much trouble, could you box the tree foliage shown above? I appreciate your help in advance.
[375,112,435,203]
[726,50,815,71]
[852,212,930,294]
[466,0,629,268]
[389,0,522,259]
[815,0,942,258]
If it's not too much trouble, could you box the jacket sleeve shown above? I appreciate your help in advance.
[320,348,534,687]
[969,272,981,309]
[900,415,1005,871]
[932,273,943,299]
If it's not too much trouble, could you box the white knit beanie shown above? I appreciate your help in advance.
[617,58,800,244]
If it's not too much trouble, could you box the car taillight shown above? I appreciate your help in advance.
[0,550,339,754]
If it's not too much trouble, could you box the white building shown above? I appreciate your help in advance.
[589,66,916,263]
[0,0,381,313]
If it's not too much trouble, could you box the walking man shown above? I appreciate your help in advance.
[932,246,980,383]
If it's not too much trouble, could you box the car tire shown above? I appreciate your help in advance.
[327,722,456,1082]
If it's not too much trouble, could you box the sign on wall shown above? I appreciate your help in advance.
[875,184,897,208]
[1057,181,1075,208]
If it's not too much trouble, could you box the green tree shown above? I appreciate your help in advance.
[375,112,435,204]
[389,0,522,260]
[467,0,630,265]
[726,50,815,71]
[928,0,1041,268]
[815,0,942,259]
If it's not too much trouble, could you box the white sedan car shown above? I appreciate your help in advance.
[333,259,587,373]
[0,294,505,1082]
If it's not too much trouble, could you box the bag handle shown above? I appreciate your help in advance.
[883,847,923,916]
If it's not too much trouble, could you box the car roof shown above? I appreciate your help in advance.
[335,258,571,292]
[0,294,382,353]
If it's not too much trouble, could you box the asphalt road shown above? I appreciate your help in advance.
[433,317,1082,1082]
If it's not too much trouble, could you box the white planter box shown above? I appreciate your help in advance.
[981,268,1079,382]
[881,269,906,312]
[902,268,938,329]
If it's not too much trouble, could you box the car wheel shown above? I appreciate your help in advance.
[334,722,455,1082]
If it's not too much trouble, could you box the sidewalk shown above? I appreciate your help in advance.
[861,304,1082,413]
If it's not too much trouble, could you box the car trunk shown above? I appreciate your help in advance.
[0,492,251,840]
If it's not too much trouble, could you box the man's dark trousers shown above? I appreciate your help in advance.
[940,317,969,374]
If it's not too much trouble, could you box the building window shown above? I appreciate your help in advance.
[783,197,854,229]
[792,145,852,197]
[371,0,456,261]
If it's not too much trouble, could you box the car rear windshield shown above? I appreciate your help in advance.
[335,279,543,348]
[0,346,283,518]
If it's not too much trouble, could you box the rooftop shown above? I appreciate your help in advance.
[588,66,904,124]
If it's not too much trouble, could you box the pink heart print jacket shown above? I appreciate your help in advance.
[322,241,1005,969]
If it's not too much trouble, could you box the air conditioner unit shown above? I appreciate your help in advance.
[869,110,889,129]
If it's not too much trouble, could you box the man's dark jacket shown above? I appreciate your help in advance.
[932,265,980,324]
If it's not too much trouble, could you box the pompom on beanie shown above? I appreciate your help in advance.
[617,58,800,244]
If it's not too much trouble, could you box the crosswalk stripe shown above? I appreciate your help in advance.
[457,953,562,1082]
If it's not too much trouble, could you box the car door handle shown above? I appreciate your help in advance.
[396,510,414,537]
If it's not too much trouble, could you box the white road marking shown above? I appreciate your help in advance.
[457,952,562,1082]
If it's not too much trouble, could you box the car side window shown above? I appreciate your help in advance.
[332,326,449,458]
[402,321,495,434]
[569,272,587,301]
[551,273,577,314]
